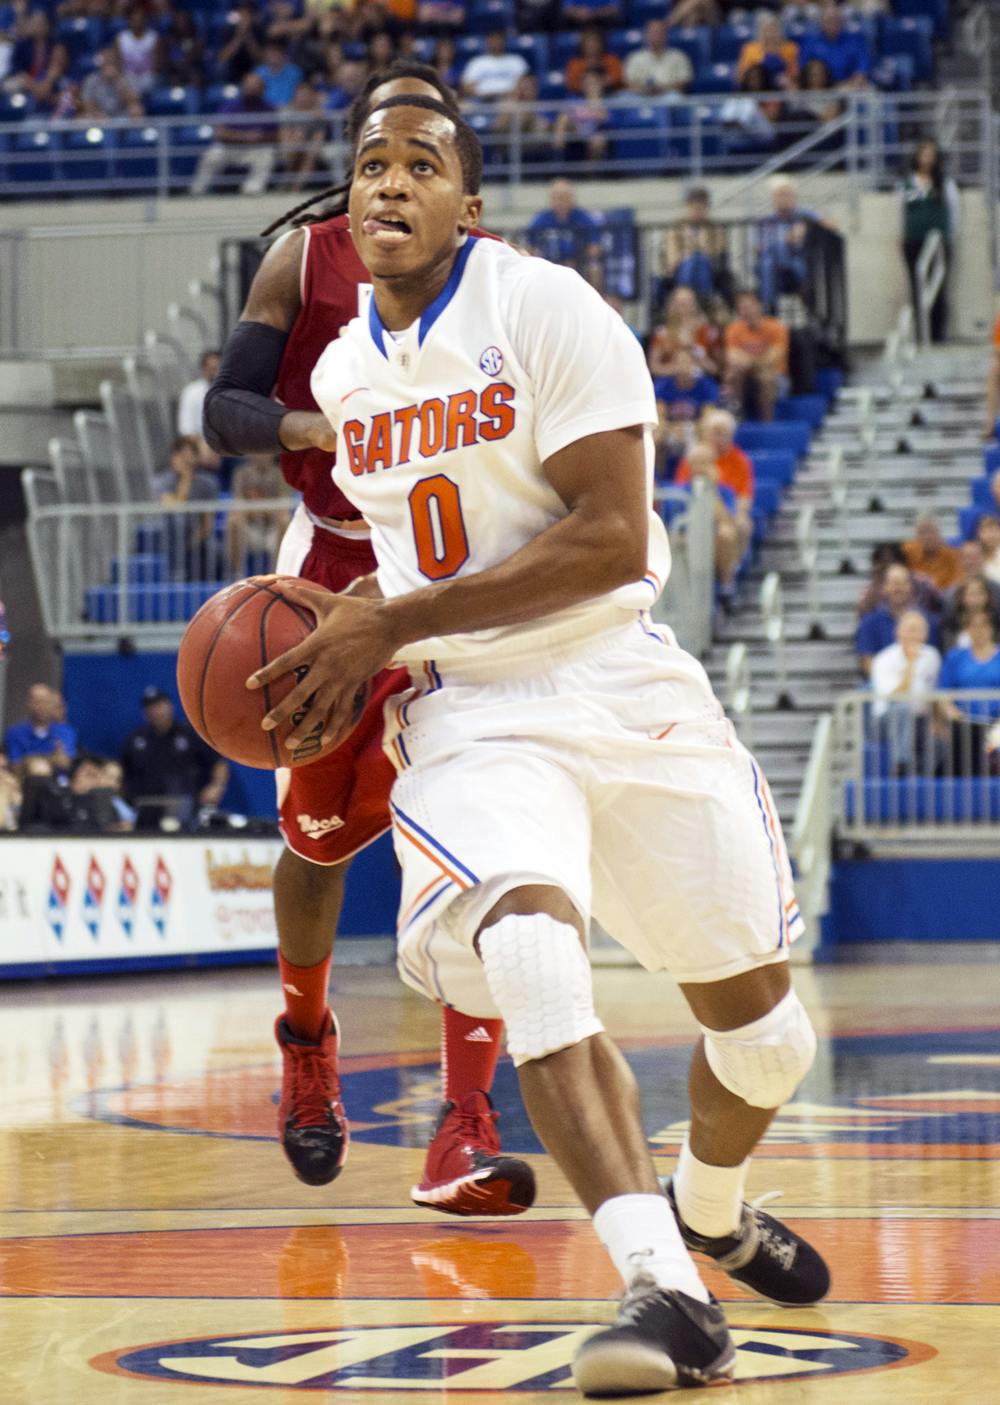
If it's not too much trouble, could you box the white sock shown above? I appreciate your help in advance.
[593,1193,709,1304]
[673,1138,749,1239]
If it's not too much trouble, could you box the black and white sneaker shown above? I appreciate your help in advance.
[663,1178,831,1307]
[572,1275,735,1397]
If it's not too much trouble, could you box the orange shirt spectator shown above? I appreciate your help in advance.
[385,0,417,19]
[676,446,754,501]
[566,52,623,94]
[736,39,799,85]
[725,315,789,376]
[902,516,963,592]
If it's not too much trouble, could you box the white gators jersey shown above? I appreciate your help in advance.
[310,236,670,667]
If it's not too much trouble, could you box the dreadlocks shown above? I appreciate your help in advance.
[259,61,462,240]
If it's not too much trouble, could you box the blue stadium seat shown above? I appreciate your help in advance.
[455,34,486,63]
[712,23,751,64]
[880,17,933,82]
[971,477,994,510]
[625,0,664,26]
[169,122,214,182]
[467,0,515,34]
[607,26,642,58]
[754,480,781,517]
[690,63,735,94]
[959,505,982,540]
[110,554,168,587]
[749,449,796,486]
[893,0,949,39]
[512,32,550,75]
[61,125,116,187]
[666,102,722,165]
[551,30,579,68]
[147,84,200,117]
[983,445,1000,477]
[56,15,107,60]
[9,129,63,188]
[845,778,1000,825]
[816,367,844,403]
[606,104,668,165]
[776,394,827,429]
[540,71,568,100]
[872,52,915,91]
[115,124,164,186]
[736,419,811,459]
[0,91,36,124]
[668,25,711,71]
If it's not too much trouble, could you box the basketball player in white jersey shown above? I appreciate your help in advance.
[250,95,829,1395]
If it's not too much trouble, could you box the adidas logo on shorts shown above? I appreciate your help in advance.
[464,1026,493,1042]
[297,813,345,838]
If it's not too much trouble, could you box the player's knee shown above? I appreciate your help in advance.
[477,912,604,1067]
[700,988,816,1110]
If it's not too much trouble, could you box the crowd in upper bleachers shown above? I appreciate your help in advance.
[0,0,946,192]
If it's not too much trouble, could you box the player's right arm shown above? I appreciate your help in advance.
[202,229,336,456]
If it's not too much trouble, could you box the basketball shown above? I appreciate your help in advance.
[177,575,364,770]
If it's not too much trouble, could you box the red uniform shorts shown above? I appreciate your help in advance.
[275,507,406,865]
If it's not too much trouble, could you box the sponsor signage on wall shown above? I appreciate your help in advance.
[0,838,282,970]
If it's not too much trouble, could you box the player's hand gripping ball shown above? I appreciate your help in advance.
[177,576,369,770]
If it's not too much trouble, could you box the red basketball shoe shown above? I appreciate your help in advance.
[411,1090,536,1216]
[275,1011,349,1186]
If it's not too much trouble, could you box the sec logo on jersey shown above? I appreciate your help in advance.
[479,345,504,376]
[101,1321,930,1390]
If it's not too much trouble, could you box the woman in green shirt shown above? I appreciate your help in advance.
[900,139,960,344]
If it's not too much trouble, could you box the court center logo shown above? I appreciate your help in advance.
[102,1322,929,1391]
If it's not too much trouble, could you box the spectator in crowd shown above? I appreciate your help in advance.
[566,26,622,94]
[678,444,750,607]
[278,76,329,189]
[937,607,1000,775]
[0,751,20,832]
[653,347,719,476]
[121,687,229,825]
[756,175,821,313]
[226,453,290,575]
[218,0,265,83]
[178,350,220,449]
[6,12,69,109]
[526,178,604,289]
[941,575,1000,653]
[460,30,528,101]
[5,683,76,772]
[658,185,729,304]
[719,64,781,150]
[902,513,962,593]
[430,35,459,85]
[494,73,554,166]
[18,752,120,833]
[79,46,143,118]
[367,30,396,70]
[983,306,1000,441]
[256,37,303,109]
[553,71,610,164]
[623,19,692,97]
[562,0,621,27]
[870,609,941,773]
[977,514,1000,584]
[155,435,221,579]
[161,9,206,89]
[724,288,789,421]
[799,0,871,87]
[677,407,754,507]
[101,758,137,831]
[737,10,799,88]
[190,71,277,197]
[604,291,642,341]
[899,139,959,346]
[324,58,367,112]
[792,57,843,130]
[416,0,465,33]
[647,284,722,378]
[856,563,939,677]
[666,0,720,24]
[115,5,162,96]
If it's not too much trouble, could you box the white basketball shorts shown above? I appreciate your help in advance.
[384,614,804,1017]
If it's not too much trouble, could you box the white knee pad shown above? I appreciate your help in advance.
[478,914,605,1067]
[701,989,816,1110]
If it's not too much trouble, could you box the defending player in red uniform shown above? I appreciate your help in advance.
[203,63,533,1218]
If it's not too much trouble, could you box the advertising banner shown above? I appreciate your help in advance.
[0,837,282,974]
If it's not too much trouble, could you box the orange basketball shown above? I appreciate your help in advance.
[177,575,366,770]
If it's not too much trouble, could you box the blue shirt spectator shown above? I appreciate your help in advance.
[5,683,77,768]
[526,178,603,281]
[939,610,1000,720]
[800,3,871,85]
[256,42,302,109]
[654,367,719,422]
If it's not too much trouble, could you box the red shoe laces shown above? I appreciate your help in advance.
[289,1042,341,1125]
[453,1103,500,1154]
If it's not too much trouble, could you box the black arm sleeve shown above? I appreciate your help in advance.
[202,320,291,455]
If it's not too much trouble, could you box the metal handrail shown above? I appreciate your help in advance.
[791,711,833,959]
[795,504,825,641]
[725,641,753,748]
[915,229,946,347]
[826,445,854,575]
[759,570,793,709]
[652,479,715,658]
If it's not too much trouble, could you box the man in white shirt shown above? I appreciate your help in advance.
[460,30,528,101]
[623,19,693,97]
[871,609,941,772]
[253,94,828,1395]
[178,349,221,440]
